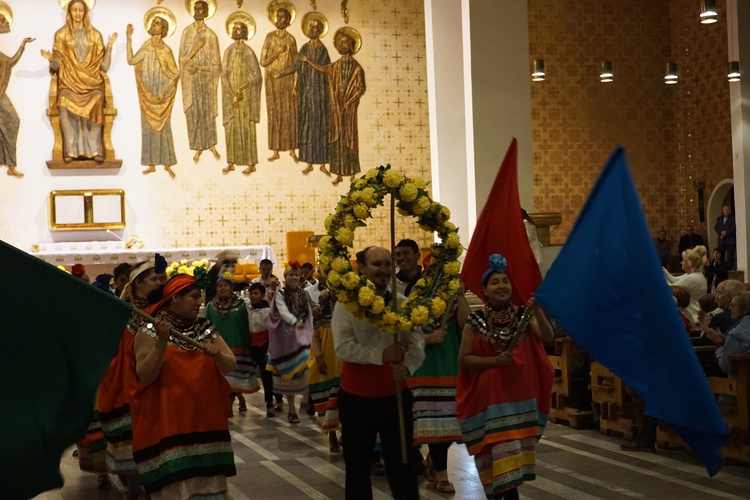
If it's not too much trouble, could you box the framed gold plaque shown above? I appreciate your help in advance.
[49,189,126,231]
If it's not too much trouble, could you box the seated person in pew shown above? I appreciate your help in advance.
[699,280,744,344]
[698,293,721,318]
[715,291,750,376]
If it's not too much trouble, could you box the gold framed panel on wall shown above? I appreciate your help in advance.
[49,189,126,231]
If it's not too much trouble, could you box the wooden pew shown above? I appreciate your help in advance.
[590,361,636,440]
[656,350,750,464]
[547,337,595,428]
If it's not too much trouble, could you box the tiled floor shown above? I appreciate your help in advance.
[33,391,750,499]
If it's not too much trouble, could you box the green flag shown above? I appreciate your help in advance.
[0,240,133,499]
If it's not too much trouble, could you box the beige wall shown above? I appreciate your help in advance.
[529,0,733,248]
[0,0,433,264]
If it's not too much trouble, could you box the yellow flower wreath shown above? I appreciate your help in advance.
[319,165,463,333]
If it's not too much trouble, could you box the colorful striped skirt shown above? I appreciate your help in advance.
[307,326,342,432]
[267,346,310,395]
[227,347,260,393]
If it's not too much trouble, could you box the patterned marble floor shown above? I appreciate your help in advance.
[33,391,750,499]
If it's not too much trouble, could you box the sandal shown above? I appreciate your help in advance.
[266,406,276,418]
[287,413,300,424]
[329,432,341,453]
[434,480,455,493]
[274,401,284,413]
[98,473,112,490]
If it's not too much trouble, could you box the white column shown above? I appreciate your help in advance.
[728,0,750,276]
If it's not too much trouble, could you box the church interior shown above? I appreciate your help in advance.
[3,0,750,498]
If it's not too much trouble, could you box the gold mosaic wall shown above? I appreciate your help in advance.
[529,0,733,247]
[157,0,433,261]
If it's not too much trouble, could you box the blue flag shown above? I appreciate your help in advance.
[534,147,728,476]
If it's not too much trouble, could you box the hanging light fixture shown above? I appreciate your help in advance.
[664,62,678,84]
[531,59,545,82]
[600,61,613,83]
[700,0,718,24]
[728,61,741,81]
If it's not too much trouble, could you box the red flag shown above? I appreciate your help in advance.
[460,138,541,304]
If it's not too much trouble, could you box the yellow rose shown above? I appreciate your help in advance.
[186,266,195,276]
[170,262,179,269]
[430,297,447,317]
[444,261,460,276]
[318,236,331,251]
[443,221,457,232]
[383,169,405,188]
[441,206,451,219]
[336,227,354,246]
[412,176,427,188]
[456,245,464,257]
[358,287,376,306]
[444,233,461,249]
[344,214,357,230]
[191,260,201,267]
[360,187,377,206]
[410,305,429,326]
[353,204,369,220]
[165,267,175,277]
[345,301,360,313]
[327,270,342,287]
[201,259,210,267]
[449,278,461,291]
[318,253,331,265]
[383,311,399,325]
[353,178,366,189]
[371,295,385,314]
[349,191,362,203]
[336,291,350,302]
[398,319,415,331]
[399,182,418,202]
[365,168,380,180]
[343,272,361,290]
[324,215,335,231]
[331,257,350,273]
[415,278,427,289]
[180,259,188,265]
[412,196,431,215]
[178,265,189,275]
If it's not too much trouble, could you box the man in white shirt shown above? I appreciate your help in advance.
[394,239,422,297]
[333,246,424,500]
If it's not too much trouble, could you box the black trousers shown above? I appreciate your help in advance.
[248,343,281,407]
[339,389,418,500]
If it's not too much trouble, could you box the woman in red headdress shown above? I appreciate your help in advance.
[130,267,237,499]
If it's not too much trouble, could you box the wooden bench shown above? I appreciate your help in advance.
[590,361,636,440]
[547,337,595,429]
[656,350,750,464]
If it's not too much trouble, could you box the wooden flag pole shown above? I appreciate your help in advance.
[130,307,207,351]
[390,191,409,464]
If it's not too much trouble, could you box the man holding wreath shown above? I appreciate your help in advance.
[332,245,424,500]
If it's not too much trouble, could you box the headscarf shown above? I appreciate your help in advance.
[480,254,508,288]
[284,260,301,276]
[149,274,198,316]
[93,273,113,293]
[120,253,167,301]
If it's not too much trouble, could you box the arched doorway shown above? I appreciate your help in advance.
[706,180,734,252]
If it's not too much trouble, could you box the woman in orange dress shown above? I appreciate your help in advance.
[130,267,237,499]
[98,256,165,497]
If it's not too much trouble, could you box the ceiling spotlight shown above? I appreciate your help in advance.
[531,59,545,82]
[728,61,741,82]
[700,0,718,24]
[600,61,613,83]
[664,62,678,84]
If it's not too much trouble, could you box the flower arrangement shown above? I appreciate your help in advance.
[165,258,210,279]
[319,165,463,333]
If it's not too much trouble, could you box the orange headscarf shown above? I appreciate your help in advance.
[147,274,196,316]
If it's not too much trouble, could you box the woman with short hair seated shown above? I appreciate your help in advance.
[715,291,750,376]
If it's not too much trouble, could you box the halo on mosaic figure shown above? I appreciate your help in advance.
[334,26,361,54]
[225,11,256,40]
[58,0,96,11]
[184,0,217,20]
[266,0,296,26]
[301,11,328,39]
[144,7,177,38]
[318,165,462,333]
[0,2,12,26]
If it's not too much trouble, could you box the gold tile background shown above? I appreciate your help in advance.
[152,0,434,262]
[529,0,733,247]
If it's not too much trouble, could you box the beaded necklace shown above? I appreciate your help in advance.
[469,301,526,354]
[145,308,218,351]
[130,294,150,310]
[211,293,243,318]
